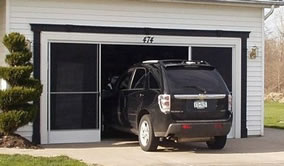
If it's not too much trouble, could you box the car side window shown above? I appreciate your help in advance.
[149,72,160,89]
[119,72,132,90]
[131,68,146,89]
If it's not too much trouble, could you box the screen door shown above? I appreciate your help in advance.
[48,43,100,143]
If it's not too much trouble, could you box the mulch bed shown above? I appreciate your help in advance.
[0,134,40,149]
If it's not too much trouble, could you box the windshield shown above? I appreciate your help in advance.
[165,67,228,94]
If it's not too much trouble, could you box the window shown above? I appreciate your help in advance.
[119,72,132,90]
[131,69,146,89]
[149,73,159,89]
[166,67,228,94]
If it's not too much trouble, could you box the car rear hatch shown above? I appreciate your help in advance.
[164,64,230,121]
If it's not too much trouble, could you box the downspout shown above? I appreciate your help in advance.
[264,5,275,20]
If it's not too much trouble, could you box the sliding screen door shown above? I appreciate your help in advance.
[49,43,100,143]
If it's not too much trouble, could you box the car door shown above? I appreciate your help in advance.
[126,68,147,128]
[116,70,134,127]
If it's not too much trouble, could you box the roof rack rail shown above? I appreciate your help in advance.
[158,59,210,66]
[142,59,210,67]
[142,60,159,64]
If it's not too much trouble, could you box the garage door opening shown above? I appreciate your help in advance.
[191,47,232,92]
[191,46,234,138]
[101,44,188,139]
[40,32,241,144]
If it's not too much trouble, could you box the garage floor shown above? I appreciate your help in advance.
[1,128,284,166]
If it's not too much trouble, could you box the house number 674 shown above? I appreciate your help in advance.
[143,36,154,43]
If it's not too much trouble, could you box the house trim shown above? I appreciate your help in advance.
[31,24,250,144]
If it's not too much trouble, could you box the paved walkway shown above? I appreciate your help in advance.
[0,128,284,166]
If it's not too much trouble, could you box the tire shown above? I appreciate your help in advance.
[206,136,227,150]
[138,115,158,151]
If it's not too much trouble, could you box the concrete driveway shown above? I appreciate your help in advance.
[0,128,284,166]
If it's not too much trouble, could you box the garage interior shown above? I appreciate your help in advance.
[101,45,189,90]
[101,44,189,138]
[100,45,232,139]
[101,45,232,92]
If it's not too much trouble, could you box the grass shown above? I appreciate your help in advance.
[264,101,284,129]
[0,154,93,166]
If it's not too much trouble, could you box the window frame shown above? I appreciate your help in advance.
[148,71,161,90]
[116,69,134,91]
[130,67,147,90]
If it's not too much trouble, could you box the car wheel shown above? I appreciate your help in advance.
[206,136,227,150]
[138,115,158,151]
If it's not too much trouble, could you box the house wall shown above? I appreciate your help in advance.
[0,0,33,140]
[0,0,6,66]
[0,0,8,92]
[0,0,8,103]
[6,0,264,139]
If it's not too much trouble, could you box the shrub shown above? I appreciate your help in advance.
[5,51,32,66]
[0,33,42,135]
[0,66,33,86]
[20,78,42,89]
[0,110,34,135]
[3,33,28,53]
[0,87,41,111]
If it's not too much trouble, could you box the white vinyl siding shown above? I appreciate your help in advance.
[7,0,264,138]
[0,0,7,92]
[0,0,6,66]
[15,123,33,141]
[0,0,7,102]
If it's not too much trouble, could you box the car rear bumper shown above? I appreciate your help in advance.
[156,115,232,138]
[165,121,231,138]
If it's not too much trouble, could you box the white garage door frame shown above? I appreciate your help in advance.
[40,32,241,144]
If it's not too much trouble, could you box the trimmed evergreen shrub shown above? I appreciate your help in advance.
[0,66,33,86]
[5,51,32,66]
[0,87,41,110]
[3,33,28,53]
[0,110,33,135]
[0,32,42,135]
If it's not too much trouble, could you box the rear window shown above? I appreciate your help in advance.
[165,67,228,94]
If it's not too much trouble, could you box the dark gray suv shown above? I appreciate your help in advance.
[103,59,232,151]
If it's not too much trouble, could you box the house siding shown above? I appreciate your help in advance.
[5,0,264,139]
[0,0,8,107]
[0,0,6,67]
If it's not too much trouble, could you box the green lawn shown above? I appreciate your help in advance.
[264,102,284,129]
[0,154,93,166]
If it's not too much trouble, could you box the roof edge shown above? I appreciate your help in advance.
[147,0,284,7]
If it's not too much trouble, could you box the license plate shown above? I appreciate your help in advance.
[194,100,207,109]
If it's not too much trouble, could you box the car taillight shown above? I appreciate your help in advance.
[214,123,224,129]
[228,94,232,111]
[158,94,171,114]
[182,124,192,129]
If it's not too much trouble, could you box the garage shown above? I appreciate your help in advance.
[36,29,243,144]
[1,0,276,144]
